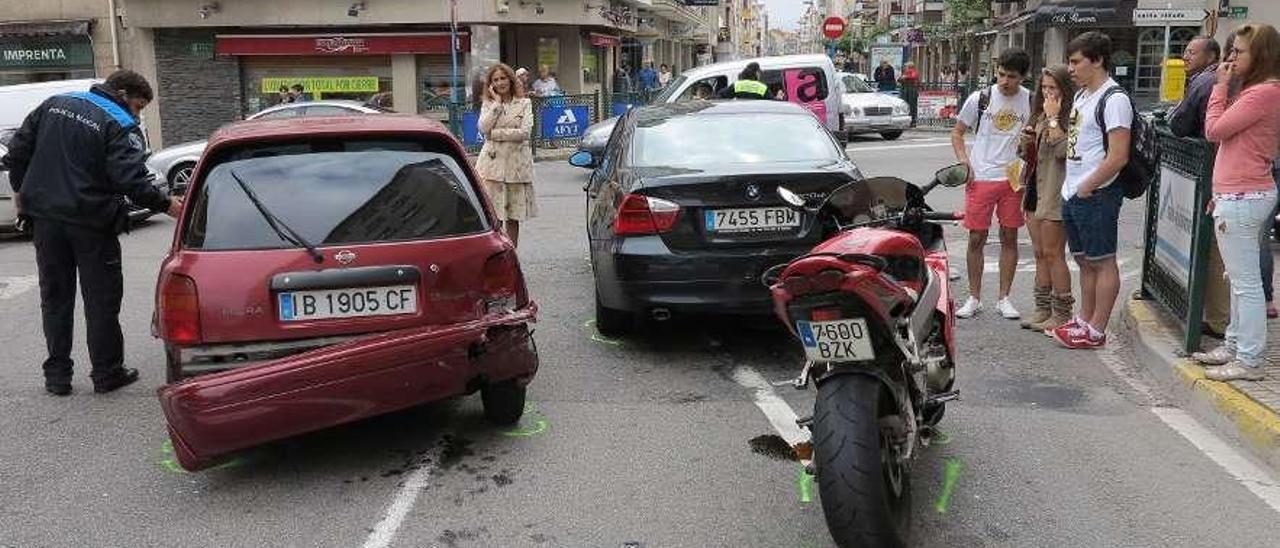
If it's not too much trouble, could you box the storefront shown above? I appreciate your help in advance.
[1029,1,1143,92]
[0,20,96,86]
[216,32,468,116]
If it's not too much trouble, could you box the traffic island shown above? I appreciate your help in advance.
[1123,297,1280,471]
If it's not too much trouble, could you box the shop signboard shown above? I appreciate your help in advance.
[260,77,380,94]
[1133,8,1207,26]
[1228,6,1248,19]
[460,110,484,148]
[217,33,468,56]
[1153,166,1196,287]
[540,104,590,139]
[918,90,958,120]
[0,36,93,69]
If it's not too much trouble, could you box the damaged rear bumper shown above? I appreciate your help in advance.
[158,306,538,471]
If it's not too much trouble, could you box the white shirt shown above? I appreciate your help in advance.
[957,85,1031,181]
[532,77,559,96]
[1063,78,1134,199]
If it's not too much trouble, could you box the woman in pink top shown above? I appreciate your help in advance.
[1194,22,1280,380]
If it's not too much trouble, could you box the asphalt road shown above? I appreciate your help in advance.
[1,132,1279,548]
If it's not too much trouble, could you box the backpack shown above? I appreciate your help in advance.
[1097,86,1159,199]
[972,86,992,133]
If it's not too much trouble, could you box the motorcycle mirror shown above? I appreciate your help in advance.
[934,163,970,188]
[777,186,806,209]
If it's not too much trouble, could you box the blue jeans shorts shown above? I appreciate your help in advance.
[1063,183,1124,261]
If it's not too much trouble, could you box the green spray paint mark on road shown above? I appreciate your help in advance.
[583,319,623,346]
[502,402,550,437]
[797,465,814,503]
[934,458,964,514]
[159,439,245,473]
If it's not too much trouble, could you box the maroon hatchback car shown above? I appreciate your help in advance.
[154,115,538,471]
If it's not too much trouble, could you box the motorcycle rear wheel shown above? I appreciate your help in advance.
[813,374,912,548]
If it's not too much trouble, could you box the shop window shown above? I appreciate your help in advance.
[418,54,460,112]
[1137,27,1197,93]
[240,57,391,116]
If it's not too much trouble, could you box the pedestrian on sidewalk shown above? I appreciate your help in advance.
[0,70,182,396]
[1168,35,1233,335]
[659,64,673,88]
[476,63,536,249]
[1051,32,1134,350]
[1192,22,1280,381]
[874,60,897,93]
[1260,159,1280,319]
[532,64,561,98]
[1018,65,1076,332]
[900,61,921,127]
[950,47,1033,320]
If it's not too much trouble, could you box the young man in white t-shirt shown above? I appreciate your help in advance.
[1050,31,1134,350]
[950,48,1032,320]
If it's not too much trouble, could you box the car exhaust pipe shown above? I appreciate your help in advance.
[650,308,672,322]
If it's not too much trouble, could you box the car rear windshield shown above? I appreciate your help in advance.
[631,113,842,167]
[183,139,488,250]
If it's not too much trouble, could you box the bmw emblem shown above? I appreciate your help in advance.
[745,183,762,201]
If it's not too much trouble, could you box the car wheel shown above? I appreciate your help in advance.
[880,130,904,141]
[481,379,527,426]
[595,290,633,337]
[169,162,195,196]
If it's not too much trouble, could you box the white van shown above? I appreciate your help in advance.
[578,54,847,156]
[0,79,102,137]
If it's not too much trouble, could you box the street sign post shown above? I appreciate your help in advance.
[822,17,845,40]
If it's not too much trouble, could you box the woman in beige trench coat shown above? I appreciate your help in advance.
[475,63,536,247]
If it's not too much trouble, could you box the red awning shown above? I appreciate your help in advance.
[216,33,470,56]
[588,33,621,48]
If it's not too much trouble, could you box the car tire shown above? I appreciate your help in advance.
[481,379,527,426]
[169,162,196,196]
[595,291,633,337]
[880,130,904,141]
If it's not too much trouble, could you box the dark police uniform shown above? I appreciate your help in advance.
[1,84,170,389]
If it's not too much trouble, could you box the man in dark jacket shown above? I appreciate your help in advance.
[1,70,181,396]
[874,60,897,92]
[1168,36,1221,138]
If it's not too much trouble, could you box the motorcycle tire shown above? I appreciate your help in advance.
[813,374,912,548]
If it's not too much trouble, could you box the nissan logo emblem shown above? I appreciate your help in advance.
[746,184,761,201]
[334,250,357,265]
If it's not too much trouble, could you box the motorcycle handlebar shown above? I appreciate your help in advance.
[920,210,964,222]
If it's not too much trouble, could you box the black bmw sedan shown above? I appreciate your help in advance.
[569,100,864,335]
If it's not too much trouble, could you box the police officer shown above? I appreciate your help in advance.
[720,62,769,99]
[1,70,181,396]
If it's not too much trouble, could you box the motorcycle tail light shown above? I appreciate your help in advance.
[811,307,843,322]
[782,269,845,296]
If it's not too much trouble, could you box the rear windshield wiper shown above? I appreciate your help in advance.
[228,169,324,264]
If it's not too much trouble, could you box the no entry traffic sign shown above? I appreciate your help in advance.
[823,17,846,40]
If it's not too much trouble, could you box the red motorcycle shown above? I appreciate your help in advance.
[764,164,969,548]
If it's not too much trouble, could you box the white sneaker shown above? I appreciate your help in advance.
[956,297,981,318]
[1192,344,1236,366]
[996,297,1020,319]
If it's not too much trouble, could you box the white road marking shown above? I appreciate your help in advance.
[360,446,443,548]
[848,142,953,153]
[1151,407,1280,514]
[731,366,808,446]
[0,275,38,300]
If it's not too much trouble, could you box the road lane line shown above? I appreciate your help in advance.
[1151,407,1280,514]
[360,447,443,548]
[848,142,954,153]
[731,366,808,446]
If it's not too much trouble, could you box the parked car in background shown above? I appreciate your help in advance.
[155,114,538,471]
[575,54,846,158]
[0,79,102,135]
[571,100,863,335]
[147,100,386,195]
[838,72,911,141]
[0,144,14,233]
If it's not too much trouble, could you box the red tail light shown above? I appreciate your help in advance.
[158,274,201,345]
[484,249,527,313]
[782,269,846,296]
[811,307,844,322]
[613,194,681,236]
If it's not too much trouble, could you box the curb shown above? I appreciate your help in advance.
[1122,298,1280,470]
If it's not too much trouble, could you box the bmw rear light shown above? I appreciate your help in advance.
[613,194,681,236]
[159,274,201,345]
[484,249,527,314]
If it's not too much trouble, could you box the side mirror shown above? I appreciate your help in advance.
[777,186,805,209]
[934,163,970,188]
[569,150,597,169]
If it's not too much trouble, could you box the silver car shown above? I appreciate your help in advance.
[838,72,912,141]
[147,100,384,194]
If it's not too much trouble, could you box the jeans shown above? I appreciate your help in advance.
[1214,191,1279,364]
[1259,171,1280,302]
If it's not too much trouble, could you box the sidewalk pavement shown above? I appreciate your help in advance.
[1123,298,1280,471]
